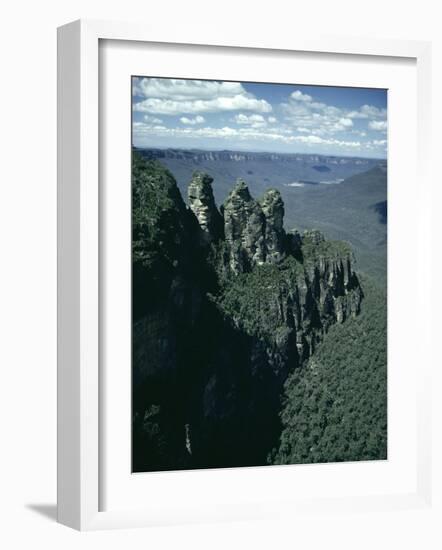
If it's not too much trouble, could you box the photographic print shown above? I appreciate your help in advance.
[131,77,387,472]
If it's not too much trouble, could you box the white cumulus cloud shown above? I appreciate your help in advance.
[134,95,272,115]
[234,113,267,128]
[143,115,163,124]
[348,105,387,119]
[132,79,387,156]
[132,78,272,115]
[180,115,205,125]
[133,78,244,100]
[133,121,365,151]
[291,90,313,102]
[338,118,353,128]
[368,120,388,131]
[283,94,357,136]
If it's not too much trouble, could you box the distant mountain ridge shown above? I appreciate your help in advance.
[136,146,385,167]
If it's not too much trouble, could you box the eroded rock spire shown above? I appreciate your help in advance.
[188,171,223,244]
[259,189,286,264]
[223,179,266,273]
[222,180,286,273]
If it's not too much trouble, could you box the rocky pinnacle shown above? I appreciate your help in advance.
[222,179,287,273]
[223,179,266,273]
[188,171,223,244]
[259,189,286,264]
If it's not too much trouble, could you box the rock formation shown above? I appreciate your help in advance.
[222,180,287,273]
[131,152,363,472]
[259,188,286,264]
[223,179,267,273]
[188,171,223,244]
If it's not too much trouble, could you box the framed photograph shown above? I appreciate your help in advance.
[57,19,433,530]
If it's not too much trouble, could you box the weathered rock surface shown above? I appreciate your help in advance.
[223,179,267,273]
[222,180,288,274]
[188,171,223,244]
[132,152,363,472]
[260,188,286,264]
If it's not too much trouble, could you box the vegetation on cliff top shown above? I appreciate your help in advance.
[301,231,353,264]
[211,256,303,339]
[132,152,193,268]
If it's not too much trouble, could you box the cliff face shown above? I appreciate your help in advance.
[132,152,363,471]
[137,146,381,168]
[221,180,287,274]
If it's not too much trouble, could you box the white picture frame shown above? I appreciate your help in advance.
[57,19,433,531]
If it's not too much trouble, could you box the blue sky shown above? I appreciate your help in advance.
[132,78,387,158]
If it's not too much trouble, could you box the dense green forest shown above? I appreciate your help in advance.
[270,276,387,464]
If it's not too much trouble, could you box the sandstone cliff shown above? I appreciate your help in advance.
[132,152,363,471]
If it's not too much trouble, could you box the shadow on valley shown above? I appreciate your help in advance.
[372,200,387,225]
[133,296,286,470]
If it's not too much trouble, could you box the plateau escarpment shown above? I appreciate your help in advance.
[132,151,363,471]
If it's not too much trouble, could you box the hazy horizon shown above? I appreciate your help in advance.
[133,143,387,161]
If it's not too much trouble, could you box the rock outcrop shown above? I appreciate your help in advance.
[259,188,286,264]
[222,180,287,273]
[188,171,223,244]
[132,153,363,472]
[223,179,267,273]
